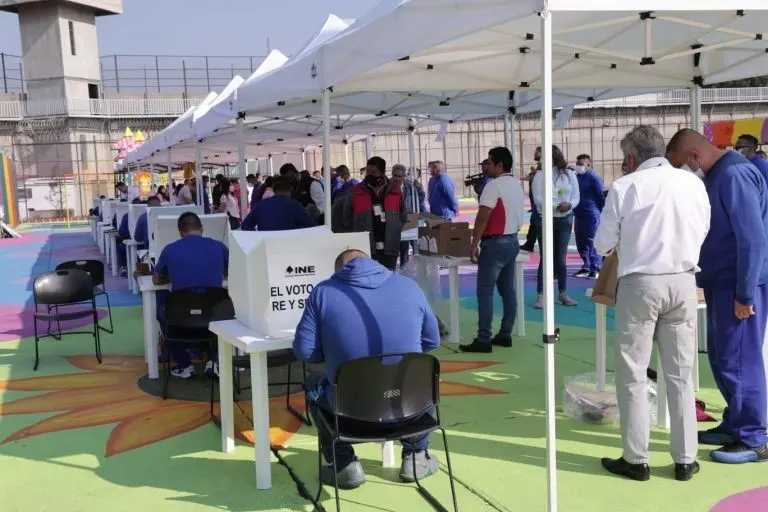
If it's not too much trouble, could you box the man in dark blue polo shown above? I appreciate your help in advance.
[152,212,229,379]
[241,177,316,231]
[133,196,161,248]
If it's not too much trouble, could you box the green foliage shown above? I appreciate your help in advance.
[707,77,768,88]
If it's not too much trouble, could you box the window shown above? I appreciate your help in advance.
[17,188,32,199]
[68,21,76,56]
[87,83,99,99]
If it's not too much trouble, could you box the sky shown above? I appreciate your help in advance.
[0,0,380,56]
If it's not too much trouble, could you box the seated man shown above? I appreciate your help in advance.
[294,250,441,489]
[241,177,317,231]
[114,201,139,277]
[152,212,229,379]
[134,196,161,248]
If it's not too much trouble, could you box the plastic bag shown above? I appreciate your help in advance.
[563,372,657,425]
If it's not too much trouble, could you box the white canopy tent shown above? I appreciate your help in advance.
[230,2,768,511]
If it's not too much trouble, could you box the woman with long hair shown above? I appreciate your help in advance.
[531,145,580,308]
[216,179,241,229]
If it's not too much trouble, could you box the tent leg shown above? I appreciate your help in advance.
[167,149,172,192]
[195,140,203,204]
[690,86,702,132]
[322,88,332,229]
[237,114,248,215]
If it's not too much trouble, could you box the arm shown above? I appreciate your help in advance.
[531,172,544,213]
[295,203,318,228]
[568,170,580,210]
[594,187,621,255]
[341,192,354,231]
[444,178,460,215]
[594,173,606,211]
[222,245,229,278]
[241,210,257,231]
[119,216,130,238]
[134,216,147,244]
[725,173,767,306]
[293,290,324,363]
[420,293,441,353]
[152,249,169,285]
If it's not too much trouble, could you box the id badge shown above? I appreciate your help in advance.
[373,205,382,217]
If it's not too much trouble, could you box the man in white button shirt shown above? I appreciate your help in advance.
[595,125,711,482]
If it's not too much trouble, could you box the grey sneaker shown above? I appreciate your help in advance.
[320,461,366,490]
[399,452,440,483]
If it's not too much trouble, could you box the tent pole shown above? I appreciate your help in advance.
[268,154,274,176]
[503,114,511,150]
[149,161,154,195]
[343,139,349,167]
[195,139,203,206]
[167,149,172,199]
[541,9,558,512]
[301,148,307,170]
[236,113,248,215]
[407,119,418,212]
[322,87,332,229]
[690,86,702,132]
[365,136,373,160]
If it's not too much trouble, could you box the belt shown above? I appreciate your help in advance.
[481,234,516,241]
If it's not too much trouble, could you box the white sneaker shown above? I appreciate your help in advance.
[171,365,195,379]
[205,361,220,378]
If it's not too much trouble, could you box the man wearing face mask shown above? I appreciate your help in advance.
[667,128,768,465]
[342,156,407,270]
[573,154,605,279]
[735,134,768,186]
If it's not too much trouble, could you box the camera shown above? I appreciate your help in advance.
[464,173,486,187]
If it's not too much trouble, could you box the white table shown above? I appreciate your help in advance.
[586,288,706,429]
[415,252,526,342]
[123,240,140,293]
[208,319,397,490]
[96,222,112,254]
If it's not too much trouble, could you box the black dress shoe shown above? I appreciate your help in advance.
[601,457,650,481]
[459,340,492,353]
[674,461,700,481]
[491,333,512,348]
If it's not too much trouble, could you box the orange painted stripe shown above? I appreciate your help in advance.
[1,154,18,226]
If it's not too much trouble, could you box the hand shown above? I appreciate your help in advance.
[470,246,479,264]
[557,202,570,213]
[734,301,755,320]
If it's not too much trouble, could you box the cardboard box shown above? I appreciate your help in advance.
[401,213,420,232]
[418,222,471,257]
[228,227,370,337]
[591,252,619,306]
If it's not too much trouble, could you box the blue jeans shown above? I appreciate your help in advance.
[476,235,519,344]
[537,215,573,294]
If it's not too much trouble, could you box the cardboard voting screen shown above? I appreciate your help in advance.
[229,227,370,337]
[591,252,619,306]
[153,214,229,258]
[100,199,116,222]
[114,203,130,231]
[147,205,204,258]
[128,204,147,239]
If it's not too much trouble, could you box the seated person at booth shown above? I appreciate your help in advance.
[152,212,229,379]
[89,195,106,218]
[113,200,139,276]
[241,177,317,231]
[294,249,441,489]
[133,196,161,247]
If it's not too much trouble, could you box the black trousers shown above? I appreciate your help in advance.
[524,214,540,248]
[375,252,398,271]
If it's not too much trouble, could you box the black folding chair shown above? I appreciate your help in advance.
[161,287,234,414]
[32,269,102,371]
[234,349,312,426]
[312,353,458,512]
[55,260,113,334]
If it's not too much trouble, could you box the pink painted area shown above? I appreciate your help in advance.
[711,488,768,511]
[0,234,48,247]
[0,304,108,342]
[7,251,41,259]
[524,252,584,267]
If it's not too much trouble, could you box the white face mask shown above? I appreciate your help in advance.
[574,165,587,175]
[737,147,750,156]
[694,170,705,179]
[681,164,705,179]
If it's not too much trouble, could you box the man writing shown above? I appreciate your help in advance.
[294,249,440,489]
[667,128,768,464]
[460,147,525,354]
[596,126,710,481]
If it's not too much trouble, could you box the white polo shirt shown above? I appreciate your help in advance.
[478,174,525,236]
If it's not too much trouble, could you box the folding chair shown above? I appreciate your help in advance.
[32,269,102,371]
[312,353,458,512]
[55,260,113,334]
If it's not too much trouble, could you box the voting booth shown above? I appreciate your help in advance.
[100,199,116,222]
[229,227,369,337]
[114,203,129,231]
[153,214,230,257]
[147,205,204,258]
[128,204,147,239]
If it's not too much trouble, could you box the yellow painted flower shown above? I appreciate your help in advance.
[0,355,504,456]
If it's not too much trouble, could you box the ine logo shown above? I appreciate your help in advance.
[310,63,317,79]
[285,265,316,278]
[383,389,401,399]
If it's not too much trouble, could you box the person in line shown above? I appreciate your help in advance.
[595,125,710,481]
[230,177,242,217]
[178,179,194,205]
[241,177,316,231]
[312,170,323,182]
[342,157,406,271]
[294,249,441,489]
[200,176,212,214]
[519,147,541,253]
[667,128,768,464]
[573,154,605,279]
[294,167,325,224]
[473,159,492,198]
[152,212,229,379]
[332,165,359,203]
[211,174,225,210]
[757,150,768,161]
[391,164,426,267]
[531,145,579,308]
[460,147,525,354]
[734,134,768,184]
[427,160,459,220]
[133,196,161,248]
[247,173,262,211]
[156,186,170,204]
[215,180,241,230]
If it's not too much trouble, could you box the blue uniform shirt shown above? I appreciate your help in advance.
[749,154,768,186]
[428,173,459,219]
[699,151,768,306]
[134,212,149,247]
[334,179,359,202]
[118,214,130,238]
[574,169,605,217]
[241,194,317,231]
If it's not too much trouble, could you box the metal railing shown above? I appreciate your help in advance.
[581,87,768,108]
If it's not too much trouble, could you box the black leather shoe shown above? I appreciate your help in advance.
[459,340,492,353]
[601,457,650,481]
[491,333,512,348]
[674,461,700,481]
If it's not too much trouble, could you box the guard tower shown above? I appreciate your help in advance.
[0,0,123,100]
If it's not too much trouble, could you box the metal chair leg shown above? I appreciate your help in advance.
[287,363,312,426]
[98,291,114,334]
[93,311,102,364]
[33,318,40,371]
[440,427,460,512]
[412,430,457,512]
[162,341,170,400]
[330,438,341,512]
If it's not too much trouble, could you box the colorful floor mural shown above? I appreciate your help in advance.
[0,216,766,511]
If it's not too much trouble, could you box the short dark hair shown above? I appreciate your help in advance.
[147,196,161,207]
[576,154,591,162]
[132,197,143,204]
[115,182,125,188]
[279,163,299,176]
[215,173,225,183]
[758,150,767,158]
[271,177,293,194]
[178,212,202,233]
[246,173,256,181]
[737,134,759,148]
[488,147,513,173]
[367,156,386,173]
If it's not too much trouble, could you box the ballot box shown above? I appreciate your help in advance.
[114,203,130,231]
[229,227,369,337]
[147,205,204,258]
[153,213,229,258]
[128,204,147,239]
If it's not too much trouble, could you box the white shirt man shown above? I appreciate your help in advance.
[595,126,710,483]
[309,180,325,214]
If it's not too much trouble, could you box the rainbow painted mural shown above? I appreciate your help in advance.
[0,153,18,226]
[704,118,768,148]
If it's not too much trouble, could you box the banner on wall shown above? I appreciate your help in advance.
[703,118,768,148]
[134,171,153,197]
[0,154,19,226]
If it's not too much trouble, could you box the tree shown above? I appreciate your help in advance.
[706,76,768,88]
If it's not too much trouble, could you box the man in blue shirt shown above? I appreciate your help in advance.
[152,212,229,379]
[735,134,768,186]
[668,129,768,464]
[427,160,459,219]
[573,154,605,279]
[133,196,160,248]
[294,250,441,489]
[241,177,316,231]
[332,165,359,203]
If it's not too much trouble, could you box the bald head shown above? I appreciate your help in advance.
[666,128,723,174]
[334,249,369,271]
